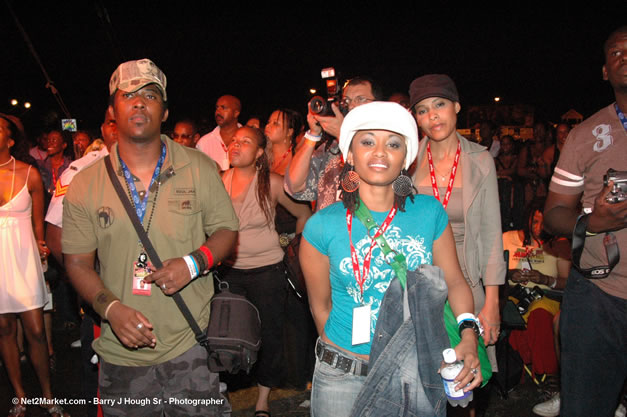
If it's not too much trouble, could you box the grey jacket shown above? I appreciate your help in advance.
[414,134,506,289]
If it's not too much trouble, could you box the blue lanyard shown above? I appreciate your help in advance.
[118,141,166,222]
[615,103,627,133]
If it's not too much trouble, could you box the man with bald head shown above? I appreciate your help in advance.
[196,95,242,171]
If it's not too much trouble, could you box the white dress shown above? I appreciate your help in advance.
[0,166,47,313]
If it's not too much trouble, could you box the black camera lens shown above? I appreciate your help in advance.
[309,96,327,115]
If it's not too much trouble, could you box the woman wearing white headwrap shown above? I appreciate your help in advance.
[300,101,481,416]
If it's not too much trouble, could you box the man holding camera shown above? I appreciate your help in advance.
[544,26,627,417]
[62,59,238,416]
[285,76,382,210]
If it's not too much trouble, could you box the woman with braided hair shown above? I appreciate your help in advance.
[219,126,311,417]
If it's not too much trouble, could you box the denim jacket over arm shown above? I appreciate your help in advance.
[350,265,449,417]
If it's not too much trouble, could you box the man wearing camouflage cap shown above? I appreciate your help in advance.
[62,58,238,416]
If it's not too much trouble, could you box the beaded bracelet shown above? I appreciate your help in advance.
[189,250,207,274]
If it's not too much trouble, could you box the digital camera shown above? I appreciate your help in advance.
[604,168,627,204]
[308,67,341,117]
[510,284,544,315]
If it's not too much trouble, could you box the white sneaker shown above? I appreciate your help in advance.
[532,392,560,417]
[615,403,626,417]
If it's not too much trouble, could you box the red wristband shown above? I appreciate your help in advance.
[198,245,214,270]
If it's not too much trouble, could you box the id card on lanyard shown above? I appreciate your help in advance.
[346,205,396,345]
[120,141,166,296]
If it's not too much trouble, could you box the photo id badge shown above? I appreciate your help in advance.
[132,262,153,296]
[352,304,371,345]
[521,258,532,271]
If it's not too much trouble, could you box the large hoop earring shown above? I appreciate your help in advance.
[393,169,414,196]
[341,164,360,193]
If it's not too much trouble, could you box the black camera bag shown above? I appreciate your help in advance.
[206,278,261,374]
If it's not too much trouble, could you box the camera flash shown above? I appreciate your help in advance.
[321,67,335,79]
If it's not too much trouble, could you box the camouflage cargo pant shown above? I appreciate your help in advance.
[99,344,231,416]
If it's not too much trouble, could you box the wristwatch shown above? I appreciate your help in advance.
[458,319,482,338]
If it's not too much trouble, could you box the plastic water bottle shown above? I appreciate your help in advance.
[441,348,473,407]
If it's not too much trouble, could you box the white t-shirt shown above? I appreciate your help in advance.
[195,124,241,171]
[45,148,109,227]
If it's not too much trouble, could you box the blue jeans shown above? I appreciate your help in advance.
[310,339,367,417]
[560,268,627,417]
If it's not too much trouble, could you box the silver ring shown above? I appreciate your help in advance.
[162,283,167,290]
[136,323,144,330]
[471,368,478,376]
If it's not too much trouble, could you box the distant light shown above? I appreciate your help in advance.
[10,99,18,106]
[24,102,31,109]
[309,88,317,95]
[494,97,501,102]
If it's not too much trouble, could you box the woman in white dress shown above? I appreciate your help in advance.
[0,114,69,417]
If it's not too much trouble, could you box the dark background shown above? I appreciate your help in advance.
[1,1,626,138]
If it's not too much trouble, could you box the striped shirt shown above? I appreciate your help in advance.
[549,103,627,299]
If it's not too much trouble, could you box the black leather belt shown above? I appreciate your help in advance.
[315,340,368,377]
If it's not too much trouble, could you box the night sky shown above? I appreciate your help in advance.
[2,1,626,138]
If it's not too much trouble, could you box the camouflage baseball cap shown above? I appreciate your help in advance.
[109,58,167,101]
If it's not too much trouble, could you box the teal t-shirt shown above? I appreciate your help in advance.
[303,195,448,355]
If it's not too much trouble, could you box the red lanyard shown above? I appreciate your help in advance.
[426,141,461,209]
[346,206,397,298]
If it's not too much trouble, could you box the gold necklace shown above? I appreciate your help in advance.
[433,164,452,182]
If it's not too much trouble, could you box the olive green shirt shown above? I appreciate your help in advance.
[62,136,239,366]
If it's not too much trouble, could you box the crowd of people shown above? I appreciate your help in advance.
[0,25,625,417]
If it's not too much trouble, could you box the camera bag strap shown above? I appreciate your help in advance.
[104,155,210,349]
[572,213,620,279]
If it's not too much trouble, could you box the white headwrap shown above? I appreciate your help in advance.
[339,101,418,170]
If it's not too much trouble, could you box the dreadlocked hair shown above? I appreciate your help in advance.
[522,197,549,246]
[339,163,415,214]
[251,128,274,225]
[267,109,304,167]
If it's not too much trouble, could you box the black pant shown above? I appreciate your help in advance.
[217,262,287,388]
[560,269,627,417]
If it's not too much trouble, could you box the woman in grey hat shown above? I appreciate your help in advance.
[300,101,482,416]
[409,75,506,376]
